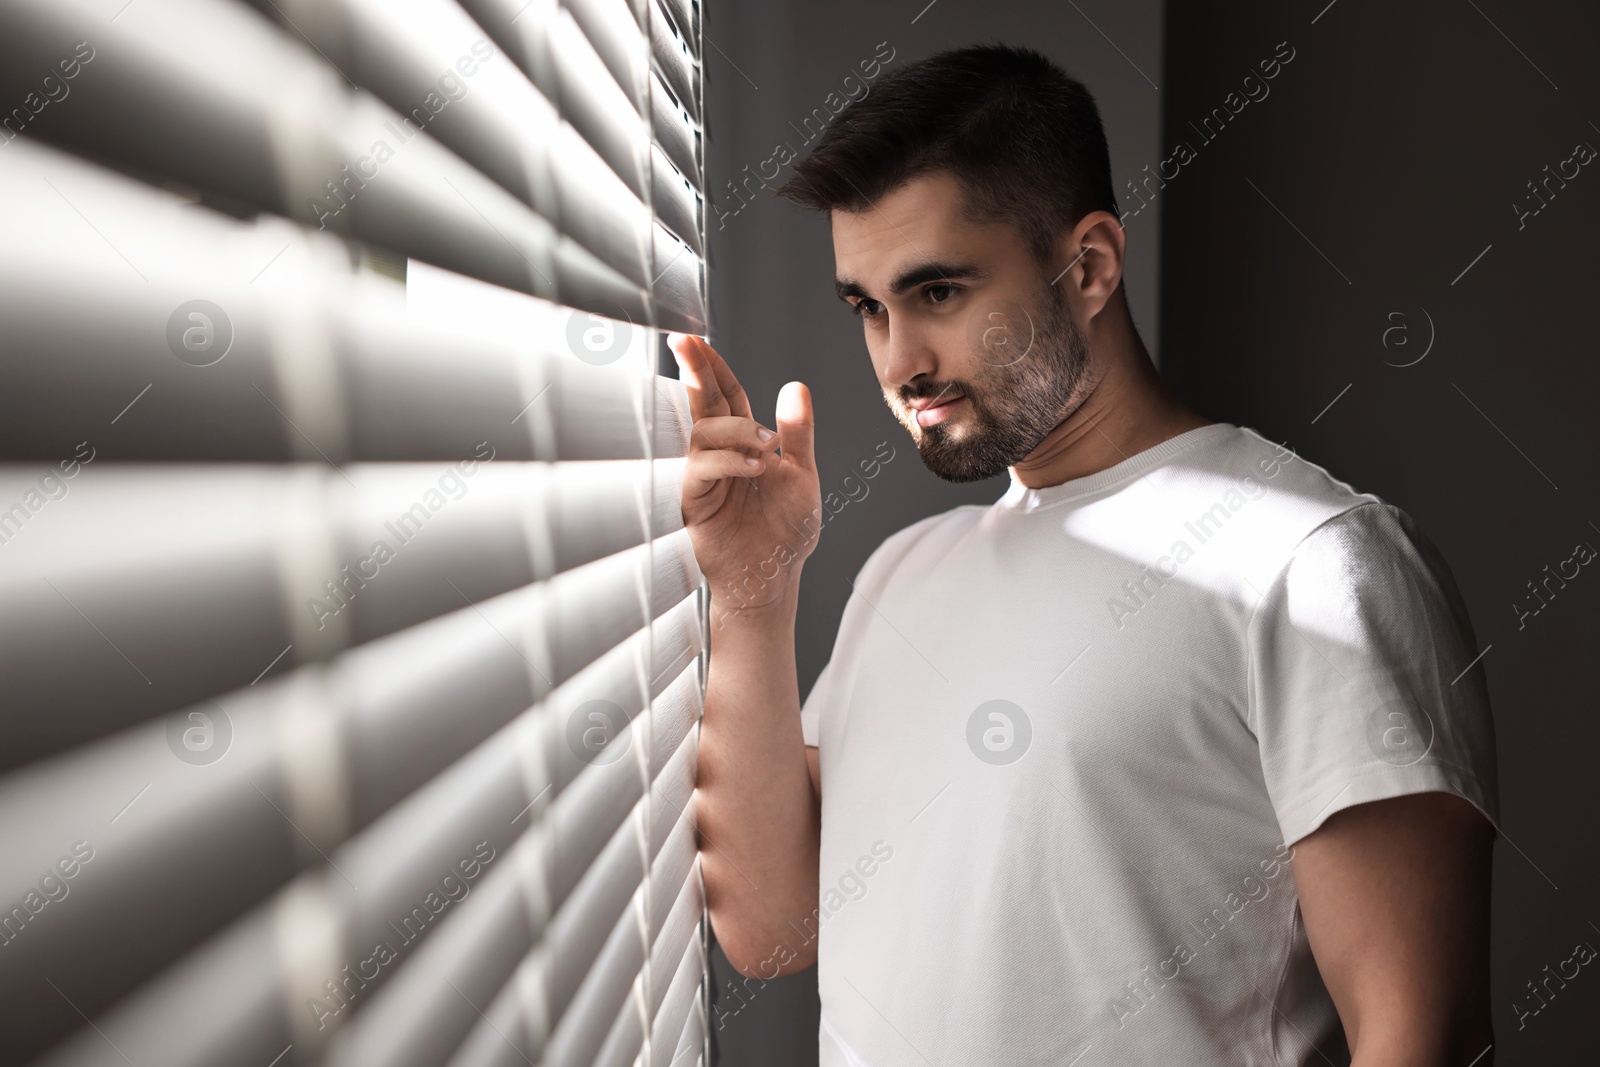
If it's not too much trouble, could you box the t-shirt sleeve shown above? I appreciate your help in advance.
[1247,501,1500,846]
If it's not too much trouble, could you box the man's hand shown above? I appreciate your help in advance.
[670,333,821,614]
[1293,790,1496,1066]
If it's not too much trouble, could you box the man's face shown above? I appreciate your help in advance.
[831,170,1092,483]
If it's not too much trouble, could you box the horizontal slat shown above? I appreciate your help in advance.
[0,139,698,462]
[554,8,653,197]
[239,0,656,290]
[335,610,703,967]
[565,0,650,112]
[385,586,663,842]
[406,257,698,457]
[443,987,548,1067]
[646,710,702,858]
[39,892,318,1067]
[0,457,697,768]
[442,719,698,1067]
[669,993,707,1067]
[648,0,699,122]
[322,662,701,1067]
[456,0,665,202]
[544,811,700,1067]
[328,607,697,1067]
[651,224,707,332]
[0,170,694,463]
[657,0,699,61]
[551,120,657,286]
[546,890,648,1067]
[546,670,701,959]
[0,685,302,1066]
[0,604,533,1058]
[594,1006,645,1067]
[559,882,704,1067]
[324,850,532,1067]
[0,590,700,1060]
[649,917,707,1067]
[0,0,647,321]
[652,145,702,256]
[0,254,691,460]
[26,650,703,1067]
[649,850,705,1017]
[429,828,684,1067]
[650,76,701,202]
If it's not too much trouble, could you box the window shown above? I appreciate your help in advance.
[0,0,709,1064]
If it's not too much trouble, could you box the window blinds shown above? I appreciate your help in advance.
[0,0,709,1064]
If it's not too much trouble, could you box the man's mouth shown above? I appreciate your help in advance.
[910,393,967,427]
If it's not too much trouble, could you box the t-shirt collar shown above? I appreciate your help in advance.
[996,422,1238,511]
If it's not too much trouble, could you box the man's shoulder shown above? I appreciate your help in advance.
[1201,424,1379,517]
[1198,424,1371,505]
[1138,424,1408,591]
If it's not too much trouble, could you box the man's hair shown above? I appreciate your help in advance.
[775,43,1120,269]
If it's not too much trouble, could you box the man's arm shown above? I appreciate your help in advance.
[668,333,825,979]
[1292,791,1496,1066]
[696,593,823,978]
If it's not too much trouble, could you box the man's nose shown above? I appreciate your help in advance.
[878,316,941,391]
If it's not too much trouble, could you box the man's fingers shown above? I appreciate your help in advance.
[671,334,753,421]
[682,447,769,500]
[689,415,782,456]
[669,333,728,420]
[689,336,755,420]
[773,381,816,472]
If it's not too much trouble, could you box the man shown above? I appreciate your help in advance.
[673,44,1498,1067]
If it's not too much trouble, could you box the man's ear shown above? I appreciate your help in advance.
[1053,211,1125,317]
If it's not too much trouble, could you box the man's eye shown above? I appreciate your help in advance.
[926,284,957,304]
[851,299,882,318]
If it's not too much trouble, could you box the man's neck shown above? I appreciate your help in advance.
[1009,330,1213,490]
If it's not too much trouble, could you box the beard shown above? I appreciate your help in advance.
[895,279,1091,483]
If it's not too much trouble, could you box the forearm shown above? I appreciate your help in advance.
[695,584,821,977]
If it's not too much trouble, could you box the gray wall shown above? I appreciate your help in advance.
[1159,1,1600,1063]
[699,2,1166,1062]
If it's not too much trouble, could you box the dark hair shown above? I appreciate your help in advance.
[775,43,1119,268]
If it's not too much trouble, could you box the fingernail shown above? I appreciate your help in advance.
[757,427,776,442]
[744,455,761,468]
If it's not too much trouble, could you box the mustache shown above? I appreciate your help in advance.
[900,380,970,406]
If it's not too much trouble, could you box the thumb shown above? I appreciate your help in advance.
[773,381,815,471]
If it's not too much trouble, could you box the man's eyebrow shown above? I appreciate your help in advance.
[835,278,870,302]
[834,261,989,302]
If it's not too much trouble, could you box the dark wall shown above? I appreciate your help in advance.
[699,2,1166,1063]
[1160,1,1600,1063]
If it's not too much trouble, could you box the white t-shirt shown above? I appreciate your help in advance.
[798,422,1499,1067]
